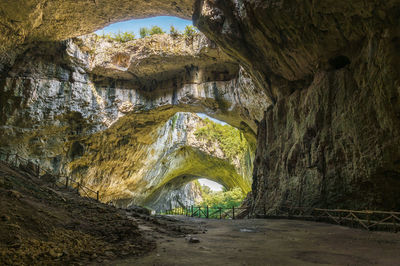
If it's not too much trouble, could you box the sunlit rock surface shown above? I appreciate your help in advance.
[146,181,203,213]
[195,0,400,212]
[0,34,262,208]
[2,0,398,213]
[0,0,194,71]
[70,112,253,209]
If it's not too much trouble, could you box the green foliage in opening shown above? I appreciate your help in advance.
[170,25,180,38]
[199,186,245,209]
[139,27,150,38]
[183,25,198,40]
[100,31,136,43]
[194,118,248,159]
[149,25,165,35]
[139,26,165,38]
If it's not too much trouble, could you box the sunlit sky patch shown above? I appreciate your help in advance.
[196,113,227,125]
[95,16,192,36]
[198,178,224,191]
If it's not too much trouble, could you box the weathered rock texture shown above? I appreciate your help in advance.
[2,0,399,213]
[147,181,203,213]
[0,0,194,70]
[0,34,260,209]
[194,0,400,212]
[72,112,253,210]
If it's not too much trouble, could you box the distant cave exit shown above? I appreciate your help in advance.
[140,112,254,212]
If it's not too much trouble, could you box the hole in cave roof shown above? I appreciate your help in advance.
[95,16,192,37]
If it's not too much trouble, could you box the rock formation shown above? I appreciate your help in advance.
[1,0,399,213]
[0,0,194,71]
[0,33,260,209]
[194,0,400,212]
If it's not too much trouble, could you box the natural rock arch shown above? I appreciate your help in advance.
[69,112,253,209]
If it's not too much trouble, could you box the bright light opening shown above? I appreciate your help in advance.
[197,178,224,192]
[196,113,227,125]
[95,16,192,36]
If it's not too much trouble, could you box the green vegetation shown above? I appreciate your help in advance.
[169,25,180,38]
[99,31,136,43]
[97,25,199,41]
[183,25,197,40]
[199,186,245,209]
[171,114,178,130]
[139,26,165,38]
[194,118,248,159]
[139,27,150,38]
[149,25,165,35]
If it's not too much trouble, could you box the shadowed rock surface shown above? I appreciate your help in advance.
[0,34,261,208]
[1,0,399,218]
[0,0,195,71]
[194,0,400,212]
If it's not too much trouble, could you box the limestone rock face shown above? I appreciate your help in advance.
[148,181,203,213]
[0,0,194,70]
[74,112,253,210]
[195,0,400,212]
[79,34,238,86]
[0,34,261,209]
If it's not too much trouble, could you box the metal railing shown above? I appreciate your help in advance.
[162,205,249,219]
[0,149,100,201]
[259,205,400,232]
[164,204,400,232]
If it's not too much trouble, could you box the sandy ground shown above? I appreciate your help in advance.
[113,216,400,266]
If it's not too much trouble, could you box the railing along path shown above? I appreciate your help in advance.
[0,149,100,201]
[162,205,248,220]
[162,205,400,232]
[266,205,400,232]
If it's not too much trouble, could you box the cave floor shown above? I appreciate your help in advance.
[113,216,400,266]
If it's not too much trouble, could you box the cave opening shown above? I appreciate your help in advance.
[3,1,400,265]
[130,112,254,213]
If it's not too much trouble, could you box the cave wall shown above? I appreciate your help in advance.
[194,0,400,211]
[0,0,194,71]
[0,35,259,208]
[2,0,399,212]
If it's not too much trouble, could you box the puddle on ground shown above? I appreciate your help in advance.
[240,228,255,232]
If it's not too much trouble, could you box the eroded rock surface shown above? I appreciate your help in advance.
[0,0,194,71]
[73,112,253,210]
[0,34,262,209]
[194,0,400,212]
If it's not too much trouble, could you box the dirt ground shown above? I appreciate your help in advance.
[0,162,201,265]
[2,160,400,266]
[113,216,400,266]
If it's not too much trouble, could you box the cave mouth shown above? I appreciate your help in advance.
[133,112,253,213]
[95,16,193,38]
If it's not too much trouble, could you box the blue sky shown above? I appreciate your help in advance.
[196,113,227,125]
[95,16,192,36]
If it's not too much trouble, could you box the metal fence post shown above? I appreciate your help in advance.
[233,206,235,220]
[191,205,193,217]
[65,176,69,188]
[96,191,99,201]
[206,205,209,219]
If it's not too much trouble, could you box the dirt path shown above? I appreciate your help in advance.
[113,216,400,266]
